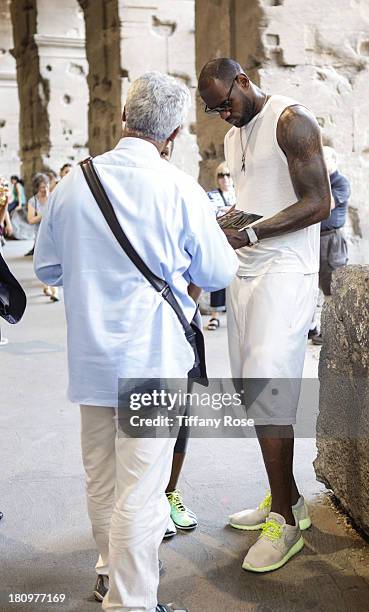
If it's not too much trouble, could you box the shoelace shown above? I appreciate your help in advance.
[260,518,282,542]
[258,492,272,511]
[167,490,186,512]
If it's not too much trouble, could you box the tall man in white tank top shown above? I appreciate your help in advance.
[199,58,331,573]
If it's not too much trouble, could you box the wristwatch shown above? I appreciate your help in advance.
[238,225,259,247]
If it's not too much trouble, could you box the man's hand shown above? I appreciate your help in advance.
[223,227,250,250]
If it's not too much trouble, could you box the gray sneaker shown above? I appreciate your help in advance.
[229,493,311,531]
[242,512,304,573]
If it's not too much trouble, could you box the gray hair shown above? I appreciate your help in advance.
[32,172,49,194]
[125,71,191,142]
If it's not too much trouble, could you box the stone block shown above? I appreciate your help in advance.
[315,265,369,535]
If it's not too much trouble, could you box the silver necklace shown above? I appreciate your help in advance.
[240,95,269,173]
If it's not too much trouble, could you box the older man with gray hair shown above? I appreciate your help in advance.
[34,72,238,611]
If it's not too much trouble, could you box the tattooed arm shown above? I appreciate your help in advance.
[223,105,331,249]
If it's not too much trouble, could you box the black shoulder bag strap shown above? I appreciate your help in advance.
[79,157,207,383]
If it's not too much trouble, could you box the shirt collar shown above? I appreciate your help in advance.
[114,137,161,159]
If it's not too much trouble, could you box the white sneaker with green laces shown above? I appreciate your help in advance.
[229,492,311,531]
[166,490,198,530]
[242,512,304,573]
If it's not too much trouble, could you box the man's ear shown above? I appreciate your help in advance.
[122,107,126,122]
[169,126,181,142]
[237,74,250,90]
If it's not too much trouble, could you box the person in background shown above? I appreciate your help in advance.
[8,175,26,215]
[160,136,199,539]
[309,146,350,345]
[206,162,236,330]
[27,173,58,302]
[46,170,58,193]
[60,163,72,179]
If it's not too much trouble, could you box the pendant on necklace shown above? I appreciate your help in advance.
[241,154,246,173]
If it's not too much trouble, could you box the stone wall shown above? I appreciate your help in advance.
[195,0,369,264]
[119,0,198,178]
[0,0,19,179]
[314,265,369,535]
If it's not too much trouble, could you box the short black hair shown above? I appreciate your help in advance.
[60,163,72,172]
[198,58,242,91]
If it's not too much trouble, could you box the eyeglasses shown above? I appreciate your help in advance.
[204,77,237,114]
[217,173,230,178]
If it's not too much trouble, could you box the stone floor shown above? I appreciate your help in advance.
[1,240,369,612]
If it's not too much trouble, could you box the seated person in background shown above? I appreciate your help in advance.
[206,162,236,330]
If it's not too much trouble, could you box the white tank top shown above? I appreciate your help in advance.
[224,95,320,276]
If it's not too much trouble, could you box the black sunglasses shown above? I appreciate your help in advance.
[217,173,231,178]
[204,76,237,114]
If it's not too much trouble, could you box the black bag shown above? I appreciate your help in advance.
[80,157,208,384]
[0,253,27,324]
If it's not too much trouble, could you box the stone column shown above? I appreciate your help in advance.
[195,0,231,190]
[314,266,369,535]
[0,0,20,179]
[10,0,50,188]
[77,0,121,157]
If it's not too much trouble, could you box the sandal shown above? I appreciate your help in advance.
[207,317,220,331]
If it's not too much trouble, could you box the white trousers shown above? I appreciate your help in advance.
[227,272,318,425]
[80,405,176,612]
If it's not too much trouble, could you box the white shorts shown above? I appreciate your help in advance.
[227,272,318,425]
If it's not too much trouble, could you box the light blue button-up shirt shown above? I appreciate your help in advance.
[34,138,239,407]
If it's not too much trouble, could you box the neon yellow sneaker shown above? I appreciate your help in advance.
[242,512,304,573]
[166,490,198,530]
[229,493,311,531]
